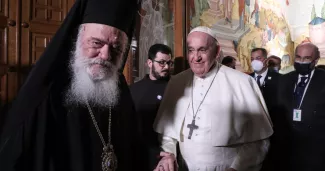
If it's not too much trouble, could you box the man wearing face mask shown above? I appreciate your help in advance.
[130,43,173,171]
[272,43,325,171]
[249,48,280,118]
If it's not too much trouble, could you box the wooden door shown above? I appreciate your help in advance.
[19,0,74,89]
[0,0,18,106]
[20,0,74,69]
[0,0,75,106]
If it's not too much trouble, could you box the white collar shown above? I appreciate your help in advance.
[254,68,268,78]
[298,69,315,79]
[193,63,219,81]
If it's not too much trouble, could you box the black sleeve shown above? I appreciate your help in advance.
[0,97,54,171]
[118,75,144,170]
[0,124,24,171]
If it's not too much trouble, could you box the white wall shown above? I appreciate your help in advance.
[285,0,325,41]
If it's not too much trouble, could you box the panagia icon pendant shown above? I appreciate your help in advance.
[101,145,118,171]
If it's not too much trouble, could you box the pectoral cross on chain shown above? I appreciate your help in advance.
[187,119,199,139]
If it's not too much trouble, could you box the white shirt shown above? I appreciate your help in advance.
[297,69,315,87]
[254,68,268,86]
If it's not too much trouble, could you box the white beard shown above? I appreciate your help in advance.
[66,40,122,108]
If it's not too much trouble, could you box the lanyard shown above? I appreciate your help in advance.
[295,73,311,109]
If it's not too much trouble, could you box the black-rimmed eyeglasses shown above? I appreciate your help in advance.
[153,60,174,67]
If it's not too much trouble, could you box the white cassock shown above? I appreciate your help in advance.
[153,64,273,171]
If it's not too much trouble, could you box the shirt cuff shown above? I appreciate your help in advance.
[161,135,177,157]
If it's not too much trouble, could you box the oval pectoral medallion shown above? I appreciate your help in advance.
[101,145,118,171]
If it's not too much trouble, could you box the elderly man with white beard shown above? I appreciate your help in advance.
[153,26,273,171]
[66,24,125,107]
[0,0,141,171]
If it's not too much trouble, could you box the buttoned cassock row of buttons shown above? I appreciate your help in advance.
[183,76,213,142]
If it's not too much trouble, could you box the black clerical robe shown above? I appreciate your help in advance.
[0,75,140,171]
[129,75,169,171]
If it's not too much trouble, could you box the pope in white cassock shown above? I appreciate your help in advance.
[153,26,273,171]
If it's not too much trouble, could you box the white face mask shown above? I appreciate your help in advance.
[251,60,264,72]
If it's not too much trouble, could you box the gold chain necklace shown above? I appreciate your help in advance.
[85,100,118,171]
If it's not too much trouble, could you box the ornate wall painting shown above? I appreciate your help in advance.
[193,0,250,72]
[282,0,325,66]
[136,0,325,77]
[138,0,175,80]
[191,0,296,73]
[308,2,325,65]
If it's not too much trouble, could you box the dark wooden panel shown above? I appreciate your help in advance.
[50,0,62,8]
[35,0,48,6]
[0,0,8,106]
[0,0,3,15]
[31,32,52,63]
[21,0,72,66]
[32,0,65,24]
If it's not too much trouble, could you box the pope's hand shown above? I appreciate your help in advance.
[153,151,178,171]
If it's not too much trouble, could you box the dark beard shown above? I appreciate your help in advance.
[152,64,170,80]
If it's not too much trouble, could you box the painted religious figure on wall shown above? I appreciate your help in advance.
[189,0,209,28]
[220,0,235,27]
[251,0,260,27]
[138,0,174,80]
[238,0,246,30]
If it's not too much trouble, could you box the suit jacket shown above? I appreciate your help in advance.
[250,70,279,171]
[273,69,325,171]
[250,70,280,117]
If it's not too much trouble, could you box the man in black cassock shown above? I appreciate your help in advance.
[0,0,141,171]
[130,44,172,171]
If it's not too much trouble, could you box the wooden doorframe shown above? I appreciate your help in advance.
[171,0,188,75]
[0,0,19,105]
[174,0,185,58]
[123,49,133,85]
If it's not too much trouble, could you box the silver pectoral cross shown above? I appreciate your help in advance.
[187,119,199,139]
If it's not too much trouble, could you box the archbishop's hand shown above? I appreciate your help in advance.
[154,151,178,171]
